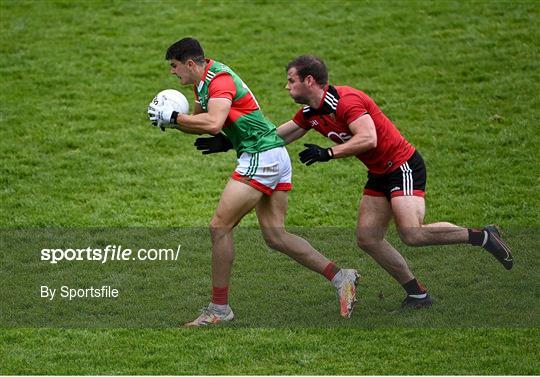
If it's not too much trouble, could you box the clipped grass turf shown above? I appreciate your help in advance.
[2,328,539,375]
[1,0,539,375]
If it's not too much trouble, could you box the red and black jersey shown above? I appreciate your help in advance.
[292,85,415,174]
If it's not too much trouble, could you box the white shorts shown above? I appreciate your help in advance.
[232,146,292,195]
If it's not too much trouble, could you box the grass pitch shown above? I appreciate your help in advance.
[1,0,539,375]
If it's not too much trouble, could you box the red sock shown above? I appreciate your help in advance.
[212,286,229,305]
[322,262,338,281]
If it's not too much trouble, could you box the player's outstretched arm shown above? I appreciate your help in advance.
[277,120,308,144]
[330,114,377,158]
[298,114,377,166]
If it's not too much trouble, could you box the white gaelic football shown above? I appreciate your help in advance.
[151,89,189,115]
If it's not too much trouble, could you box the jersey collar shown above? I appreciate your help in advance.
[302,85,340,118]
[197,59,214,92]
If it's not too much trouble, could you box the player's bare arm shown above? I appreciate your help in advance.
[277,120,308,144]
[175,98,231,135]
[330,114,377,158]
[298,113,377,166]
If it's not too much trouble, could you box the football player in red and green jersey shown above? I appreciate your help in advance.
[148,39,359,326]
[276,55,514,308]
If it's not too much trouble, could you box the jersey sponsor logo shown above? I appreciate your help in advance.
[327,131,352,144]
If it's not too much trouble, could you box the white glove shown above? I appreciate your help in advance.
[148,100,178,126]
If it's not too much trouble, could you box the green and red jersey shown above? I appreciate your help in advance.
[292,85,415,175]
[194,59,283,156]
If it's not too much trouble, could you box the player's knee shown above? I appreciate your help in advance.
[261,229,287,251]
[356,229,383,251]
[263,236,285,252]
[209,218,221,232]
[209,216,234,237]
[356,236,378,252]
[398,228,424,246]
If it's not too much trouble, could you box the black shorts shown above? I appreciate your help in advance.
[363,150,426,200]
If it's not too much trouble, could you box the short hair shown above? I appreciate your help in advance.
[286,55,328,86]
[165,37,205,64]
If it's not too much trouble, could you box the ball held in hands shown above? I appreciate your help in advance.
[147,89,189,129]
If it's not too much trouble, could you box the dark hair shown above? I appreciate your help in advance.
[286,55,328,86]
[165,37,205,64]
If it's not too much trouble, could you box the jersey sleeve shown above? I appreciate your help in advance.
[208,74,236,101]
[292,108,311,130]
[339,93,369,125]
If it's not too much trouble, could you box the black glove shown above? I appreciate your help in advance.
[299,143,334,166]
[194,133,233,155]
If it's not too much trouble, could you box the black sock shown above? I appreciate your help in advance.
[468,228,486,246]
[402,278,427,296]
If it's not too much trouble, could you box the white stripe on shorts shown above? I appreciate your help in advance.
[400,162,413,195]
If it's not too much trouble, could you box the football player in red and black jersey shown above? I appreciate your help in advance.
[276,55,514,308]
[195,55,514,308]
